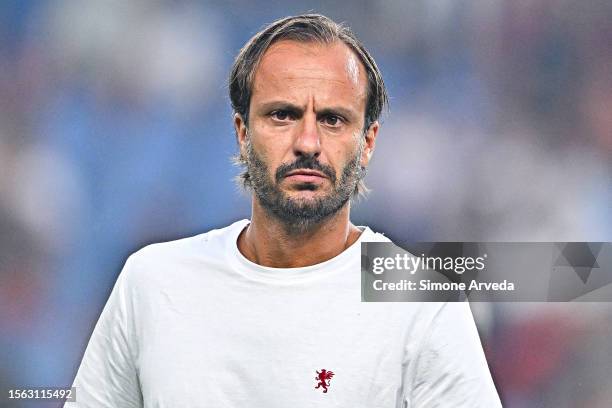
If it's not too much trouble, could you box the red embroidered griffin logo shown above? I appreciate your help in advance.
[315,369,334,393]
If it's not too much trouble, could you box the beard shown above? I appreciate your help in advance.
[243,138,366,233]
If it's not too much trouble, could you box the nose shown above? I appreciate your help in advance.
[292,112,321,158]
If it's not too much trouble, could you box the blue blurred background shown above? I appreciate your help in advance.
[0,1,611,407]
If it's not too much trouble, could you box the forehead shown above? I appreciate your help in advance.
[251,39,368,109]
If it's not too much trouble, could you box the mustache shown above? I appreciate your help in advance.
[275,156,336,183]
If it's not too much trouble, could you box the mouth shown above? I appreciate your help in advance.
[284,169,327,183]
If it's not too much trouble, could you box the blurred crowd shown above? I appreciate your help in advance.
[0,1,610,407]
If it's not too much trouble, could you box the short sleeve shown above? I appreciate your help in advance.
[405,302,502,408]
[64,256,142,407]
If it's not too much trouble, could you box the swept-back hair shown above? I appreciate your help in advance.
[229,13,388,129]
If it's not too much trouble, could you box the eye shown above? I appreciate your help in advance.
[270,110,294,122]
[321,114,343,127]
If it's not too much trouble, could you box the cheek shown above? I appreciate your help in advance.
[249,140,287,181]
[252,127,295,162]
[333,140,361,167]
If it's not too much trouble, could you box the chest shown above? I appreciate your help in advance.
[135,284,409,407]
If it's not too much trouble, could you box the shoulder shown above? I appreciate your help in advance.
[135,219,246,258]
[121,219,248,283]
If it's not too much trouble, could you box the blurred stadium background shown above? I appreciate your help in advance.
[0,1,611,407]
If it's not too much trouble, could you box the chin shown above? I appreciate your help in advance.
[285,188,327,201]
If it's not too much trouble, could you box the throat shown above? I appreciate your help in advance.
[237,214,362,268]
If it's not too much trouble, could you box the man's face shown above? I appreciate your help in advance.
[235,40,378,229]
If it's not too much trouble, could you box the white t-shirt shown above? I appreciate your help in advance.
[66,219,501,407]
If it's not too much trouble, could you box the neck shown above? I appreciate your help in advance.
[237,199,362,268]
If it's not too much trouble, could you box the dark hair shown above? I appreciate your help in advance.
[229,14,388,128]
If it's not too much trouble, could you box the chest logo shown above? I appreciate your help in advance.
[315,369,334,393]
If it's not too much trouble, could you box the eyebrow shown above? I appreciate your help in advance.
[257,101,303,116]
[255,101,358,122]
[317,107,356,122]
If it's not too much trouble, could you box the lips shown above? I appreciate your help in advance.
[284,169,327,183]
[285,169,327,178]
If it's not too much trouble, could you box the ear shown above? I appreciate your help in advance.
[360,120,379,167]
[234,113,248,153]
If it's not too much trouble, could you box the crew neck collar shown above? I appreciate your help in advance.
[225,219,372,283]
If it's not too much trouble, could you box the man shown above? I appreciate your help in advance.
[67,14,501,407]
